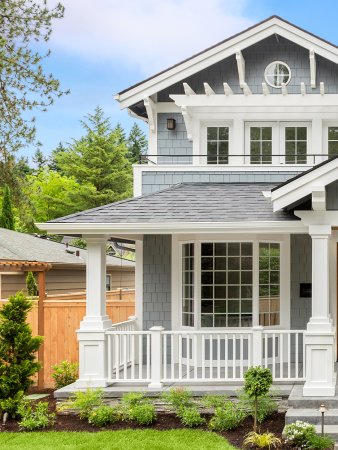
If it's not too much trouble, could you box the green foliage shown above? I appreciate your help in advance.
[162,387,193,411]
[0,184,15,230]
[26,271,38,296]
[306,433,334,450]
[53,107,132,208]
[238,389,278,423]
[243,431,281,449]
[128,403,157,425]
[127,123,148,163]
[284,421,316,447]
[32,149,48,171]
[69,238,87,249]
[209,402,246,432]
[0,0,68,153]
[0,391,24,418]
[0,292,43,409]
[51,360,78,389]
[121,392,146,407]
[18,400,55,431]
[202,395,229,409]
[178,406,205,428]
[244,366,273,432]
[60,388,103,419]
[88,405,118,427]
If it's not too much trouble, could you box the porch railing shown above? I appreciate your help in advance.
[106,324,305,385]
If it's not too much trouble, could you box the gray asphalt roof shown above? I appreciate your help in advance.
[48,183,298,224]
[0,228,134,267]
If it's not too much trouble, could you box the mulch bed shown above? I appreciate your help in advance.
[0,390,293,449]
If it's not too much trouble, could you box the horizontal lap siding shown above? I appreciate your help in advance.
[143,235,172,330]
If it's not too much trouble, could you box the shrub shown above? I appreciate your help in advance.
[128,403,156,425]
[26,272,38,296]
[244,366,273,432]
[209,401,246,431]
[18,401,55,431]
[59,388,103,419]
[178,406,205,428]
[0,292,43,414]
[162,387,193,411]
[284,421,316,447]
[88,405,117,427]
[121,392,146,407]
[238,389,278,423]
[306,433,334,450]
[243,431,281,449]
[0,391,24,418]
[202,394,229,409]
[52,360,78,389]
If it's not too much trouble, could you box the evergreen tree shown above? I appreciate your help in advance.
[26,272,38,296]
[127,123,148,163]
[113,122,126,145]
[0,184,15,230]
[32,148,48,171]
[49,142,66,172]
[0,292,43,414]
[54,107,132,207]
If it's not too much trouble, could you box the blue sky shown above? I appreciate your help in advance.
[23,0,338,160]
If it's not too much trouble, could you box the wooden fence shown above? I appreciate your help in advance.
[0,289,135,388]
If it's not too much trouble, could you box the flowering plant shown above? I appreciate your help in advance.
[284,420,316,447]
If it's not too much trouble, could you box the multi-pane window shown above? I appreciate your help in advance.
[182,243,194,326]
[285,127,307,164]
[207,127,229,164]
[328,127,338,157]
[201,242,253,328]
[264,61,291,88]
[250,127,272,164]
[259,243,280,326]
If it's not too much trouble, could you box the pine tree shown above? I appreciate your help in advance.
[127,123,148,163]
[32,148,48,171]
[26,272,38,296]
[0,184,15,230]
[0,292,43,414]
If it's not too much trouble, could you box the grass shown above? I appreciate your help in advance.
[0,429,239,450]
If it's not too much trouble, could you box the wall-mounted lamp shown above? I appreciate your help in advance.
[319,404,327,436]
[166,118,176,130]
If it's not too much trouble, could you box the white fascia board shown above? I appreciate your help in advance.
[295,210,338,225]
[37,221,306,235]
[117,18,338,109]
[133,164,308,173]
[271,159,338,211]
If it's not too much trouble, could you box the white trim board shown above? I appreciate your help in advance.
[116,17,338,109]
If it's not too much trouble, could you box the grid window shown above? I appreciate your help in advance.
[285,127,307,164]
[207,127,229,164]
[328,127,338,157]
[250,127,272,164]
[201,242,253,328]
[259,243,280,326]
[182,243,194,326]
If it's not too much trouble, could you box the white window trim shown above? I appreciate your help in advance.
[172,234,290,332]
[200,120,233,165]
[264,61,291,89]
[323,121,338,157]
[245,121,312,165]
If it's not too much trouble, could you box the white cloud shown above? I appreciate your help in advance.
[51,0,253,74]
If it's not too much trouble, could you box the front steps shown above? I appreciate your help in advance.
[285,384,338,441]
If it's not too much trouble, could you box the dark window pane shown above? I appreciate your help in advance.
[202,285,213,299]
[215,243,227,256]
[241,271,252,284]
[201,257,213,270]
[241,286,252,299]
[201,314,213,327]
[207,127,217,140]
[202,243,213,256]
[329,141,338,156]
[228,271,240,284]
[215,272,226,284]
[228,243,240,256]
[214,301,227,313]
[214,315,227,327]
[241,315,252,327]
[262,127,272,140]
[329,126,338,140]
[201,300,213,313]
[297,127,307,140]
[201,272,213,284]
[215,257,226,270]
[241,300,252,313]
[228,257,240,270]
[214,286,227,299]
[250,127,260,140]
[228,286,240,299]
[241,257,252,270]
[241,243,253,256]
[219,127,229,140]
[270,271,280,284]
[285,127,295,140]
[228,315,240,327]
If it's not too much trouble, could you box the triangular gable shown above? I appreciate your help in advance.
[116,16,338,109]
[269,156,338,212]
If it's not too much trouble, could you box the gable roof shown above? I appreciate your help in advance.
[0,228,134,268]
[44,182,297,224]
[116,16,338,110]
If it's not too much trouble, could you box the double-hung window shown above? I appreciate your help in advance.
[207,126,229,164]
[328,126,338,157]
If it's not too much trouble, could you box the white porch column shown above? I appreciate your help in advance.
[303,225,336,396]
[75,236,112,387]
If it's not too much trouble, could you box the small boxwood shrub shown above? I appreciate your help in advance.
[162,387,193,411]
[128,403,156,425]
[88,405,117,427]
[209,401,246,431]
[178,406,205,428]
[18,401,55,431]
[52,360,78,389]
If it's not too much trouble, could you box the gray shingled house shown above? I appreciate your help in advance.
[0,228,135,297]
[40,16,338,402]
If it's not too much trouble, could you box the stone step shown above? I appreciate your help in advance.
[288,384,338,409]
[286,408,338,425]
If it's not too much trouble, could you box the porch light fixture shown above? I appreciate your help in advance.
[319,404,327,436]
[167,118,176,130]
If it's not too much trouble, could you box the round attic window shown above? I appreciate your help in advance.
[264,61,291,88]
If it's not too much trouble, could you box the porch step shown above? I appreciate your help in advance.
[286,408,338,425]
[288,384,338,409]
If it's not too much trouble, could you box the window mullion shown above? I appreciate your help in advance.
[252,240,259,326]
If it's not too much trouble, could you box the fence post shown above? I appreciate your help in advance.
[252,326,263,367]
[148,326,164,389]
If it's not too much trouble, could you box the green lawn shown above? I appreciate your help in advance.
[0,430,239,450]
